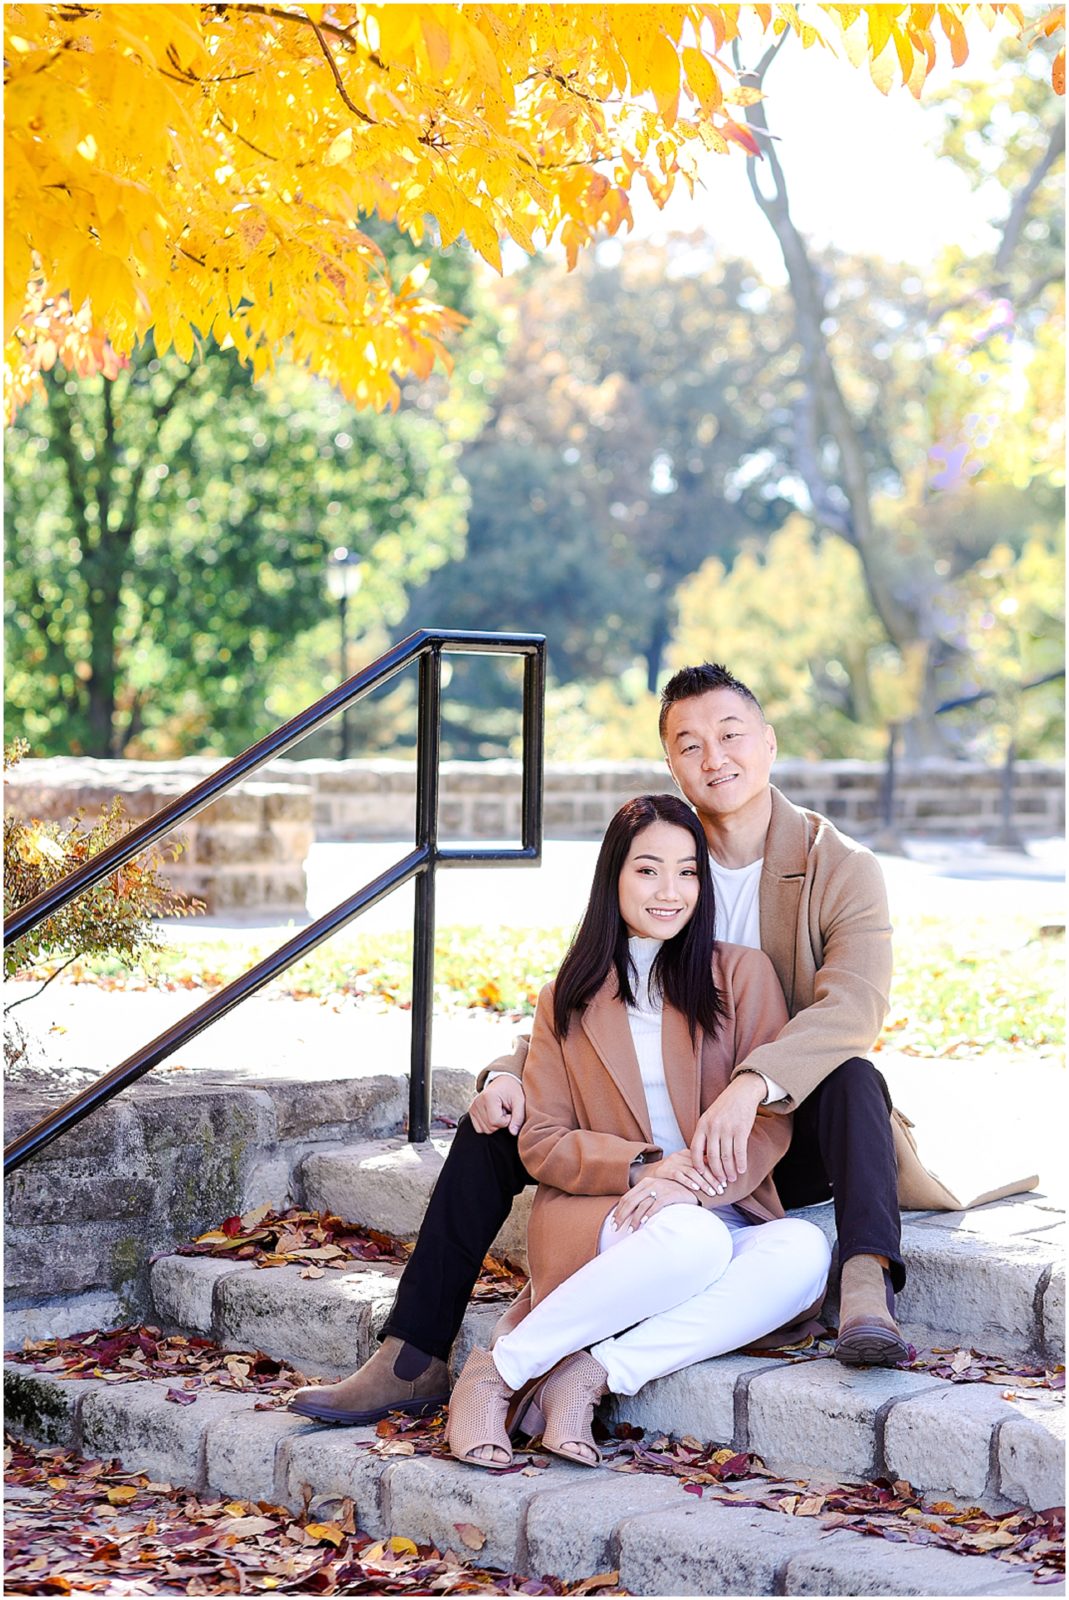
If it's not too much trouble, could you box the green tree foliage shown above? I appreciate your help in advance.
[4,339,470,759]
[733,32,1064,752]
[406,245,796,697]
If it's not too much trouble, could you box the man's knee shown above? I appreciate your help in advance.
[821,1057,893,1116]
[450,1113,530,1185]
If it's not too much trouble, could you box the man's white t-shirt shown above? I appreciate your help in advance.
[708,853,787,1106]
[707,854,762,950]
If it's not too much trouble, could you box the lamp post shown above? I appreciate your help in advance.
[326,546,363,759]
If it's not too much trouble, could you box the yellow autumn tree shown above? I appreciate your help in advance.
[4,3,1059,418]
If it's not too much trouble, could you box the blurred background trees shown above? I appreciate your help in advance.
[4,26,1063,766]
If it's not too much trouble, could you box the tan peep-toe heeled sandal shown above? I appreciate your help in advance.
[446,1347,515,1470]
[538,1350,608,1467]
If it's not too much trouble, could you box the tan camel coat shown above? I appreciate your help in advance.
[484,787,1038,1212]
[518,943,794,1303]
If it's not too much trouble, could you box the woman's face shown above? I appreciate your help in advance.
[617,819,702,941]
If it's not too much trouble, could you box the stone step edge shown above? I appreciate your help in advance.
[143,1255,1069,1517]
[0,1367,1041,1599]
[298,1137,1066,1364]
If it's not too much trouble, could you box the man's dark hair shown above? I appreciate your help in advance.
[658,663,764,746]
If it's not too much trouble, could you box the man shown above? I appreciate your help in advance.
[289,660,910,1426]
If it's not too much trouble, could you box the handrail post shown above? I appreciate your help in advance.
[409,645,442,1142]
[522,648,546,851]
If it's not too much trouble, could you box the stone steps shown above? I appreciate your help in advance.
[297,1134,1066,1365]
[1,1364,1046,1596]
[145,1249,1064,1517]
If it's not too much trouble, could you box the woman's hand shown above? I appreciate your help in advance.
[637,1149,718,1199]
[612,1174,699,1232]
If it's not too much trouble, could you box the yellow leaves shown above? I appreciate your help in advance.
[4,2,1059,423]
[16,827,66,867]
[682,46,723,113]
[323,127,354,166]
[647,29,682,126]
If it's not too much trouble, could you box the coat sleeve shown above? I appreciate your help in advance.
[474,1033,531,1092]
[700,946,793,1209]
[724,944,790,1064]
[731,849,892,1109]
[519,985,656,1195]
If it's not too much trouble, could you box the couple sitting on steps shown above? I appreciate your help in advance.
[289,661,1035,1470]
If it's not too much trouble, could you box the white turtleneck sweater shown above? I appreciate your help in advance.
[624,937,688,1156]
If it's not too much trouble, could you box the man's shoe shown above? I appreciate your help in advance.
[288,1337,450,1424]
[834,1253,910,1367]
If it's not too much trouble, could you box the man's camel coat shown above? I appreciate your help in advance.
[518,943,797,1303]
[484,786,1037,1213]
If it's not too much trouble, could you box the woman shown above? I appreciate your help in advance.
[447,793,831,1470]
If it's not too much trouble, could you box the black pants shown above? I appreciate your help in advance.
[381,1057,903,1359]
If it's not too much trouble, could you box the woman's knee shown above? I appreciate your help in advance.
[646,1204,734,1283]
[761,1217,832,1280]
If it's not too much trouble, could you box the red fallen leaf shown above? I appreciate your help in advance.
[683,1483,704,1497]
[165,1388,197,1406]
[221,1215,244,1238]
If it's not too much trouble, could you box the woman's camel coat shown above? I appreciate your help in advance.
[518,941,795,1305]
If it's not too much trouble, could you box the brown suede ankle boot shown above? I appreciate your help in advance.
[288,1336,449,1424]
[834,1253,909,1367]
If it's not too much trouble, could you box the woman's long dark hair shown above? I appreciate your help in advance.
[552,794,724,1042]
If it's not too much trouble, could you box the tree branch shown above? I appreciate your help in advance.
[304,10,376,125]
[732,37,916,648]
[993,115,1065,279]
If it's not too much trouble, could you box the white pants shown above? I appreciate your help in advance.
[493,1204,831,1397]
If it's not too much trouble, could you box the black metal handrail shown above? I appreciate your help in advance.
[4,629,546,1174]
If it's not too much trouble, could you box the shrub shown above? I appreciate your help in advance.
[4,739,200,984]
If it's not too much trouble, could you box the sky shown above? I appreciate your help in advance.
[616,16,1011,280]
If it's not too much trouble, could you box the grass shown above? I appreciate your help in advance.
[9,914,1063,1061]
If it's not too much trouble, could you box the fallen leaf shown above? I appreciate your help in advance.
[304,1521,345,1546]
[454,1522,487,1550]
[106,1485,139,1505]
[165,1388,197,1406]
[571,1573,621,1595]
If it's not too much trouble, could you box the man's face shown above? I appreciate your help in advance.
[663,689,777,823]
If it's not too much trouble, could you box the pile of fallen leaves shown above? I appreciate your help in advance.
[362,1413,1064,1584]
[4,1434,628,1595]
[6,1326,308,1407]
[176,1206,527,1301]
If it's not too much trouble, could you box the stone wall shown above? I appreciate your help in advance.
[5,756,1063,918]
[268,755,1065,843]
[5,758,313,916]
[3,1067,474,1346]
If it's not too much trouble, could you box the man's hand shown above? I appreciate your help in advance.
[469,1073,526,1136]
[690,1073,767,1190]
[634,1149,718,1199]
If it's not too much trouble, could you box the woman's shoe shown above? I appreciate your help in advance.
[446,1347,515,1470]
[539,1350,608,1467]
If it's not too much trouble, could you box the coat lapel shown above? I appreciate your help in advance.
[661,1004,702,1143]
[581,980,653,1142]
[758,787,808,1014]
